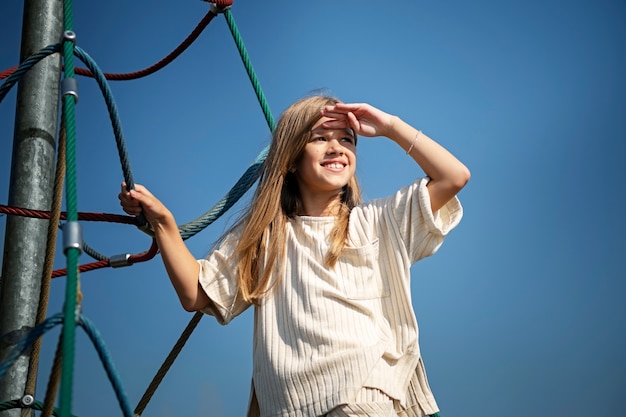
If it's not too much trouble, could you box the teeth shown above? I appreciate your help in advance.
[325,163,344,169]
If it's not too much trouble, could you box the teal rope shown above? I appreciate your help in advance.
[223,9,275,131]
[178,147,268,239]
[176,8,279,239]
[60,0,79,415]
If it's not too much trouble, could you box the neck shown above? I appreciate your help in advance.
[299,192,342,217]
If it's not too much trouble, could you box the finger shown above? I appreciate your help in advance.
[345,112,361,132]
[332,103,367,114]
[321,118,350,129]
[322,104,353,116]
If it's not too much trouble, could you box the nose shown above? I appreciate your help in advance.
[326,138,344,155]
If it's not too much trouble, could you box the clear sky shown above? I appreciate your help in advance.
[1,1,625,416]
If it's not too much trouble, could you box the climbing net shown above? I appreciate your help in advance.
[0,1,274,416]
[0,2,443,417]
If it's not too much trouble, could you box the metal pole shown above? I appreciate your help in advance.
[0,0,63,414]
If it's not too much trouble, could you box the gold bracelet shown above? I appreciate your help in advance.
[406,130,421,154]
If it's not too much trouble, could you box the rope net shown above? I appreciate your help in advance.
[0,2,440,417]
[0,1,272,415]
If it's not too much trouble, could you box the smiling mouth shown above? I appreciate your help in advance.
[322,162,346,169]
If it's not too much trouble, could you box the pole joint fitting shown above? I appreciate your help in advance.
[62,221,83,254]
[62,77,79,103]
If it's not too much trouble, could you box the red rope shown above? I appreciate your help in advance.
[50,239,159,278]
[51,260,110,278]
[0,204,137,225]
[74,10,219,80]
[0,4,231,81]
[128,239,159,263]
[0,67,15,80]
[1,204,160,277]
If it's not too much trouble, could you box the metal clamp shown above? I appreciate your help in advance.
[206,1,232,14]
[21,394,35,406]
[62,77,79,103]
[62,221,83,254]
[109,253,132,268]
[63,30,77,43]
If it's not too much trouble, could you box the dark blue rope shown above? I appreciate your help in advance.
[0,313,63,381]
[0,44,61,103]
[1,43,272,242]
[80,315,134,417]
[72,46,135,192]
[0,313,133,417]
[0,399,70,416]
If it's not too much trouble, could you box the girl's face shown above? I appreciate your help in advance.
[294,117,357,199]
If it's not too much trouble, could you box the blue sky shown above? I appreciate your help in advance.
[1,1,625,416]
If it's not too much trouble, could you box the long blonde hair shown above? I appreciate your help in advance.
[228,95,362,304]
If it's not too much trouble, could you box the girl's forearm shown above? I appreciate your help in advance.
[152,215,207,311]
[387,116,470,212]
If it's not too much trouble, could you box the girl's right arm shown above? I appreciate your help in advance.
[119,183,210,312]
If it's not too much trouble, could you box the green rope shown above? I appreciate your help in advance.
[60,0,79,416]
[223,9,275,131]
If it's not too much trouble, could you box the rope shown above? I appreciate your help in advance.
[80,316,134,417]
[0,315,64,380]
[0,6,229,82]
[74,10,219,81]
[177,149,268,239]
[223,8,275,131]
[59,1,80,414]
[0,205,137,224]
[49,239,158,278]
[0,399,69,416]
[23,101,68,413]
[42,336,64,417]
[72,46,137,196]
[175,6,278,239]
[0,2,310,416]
[133,311,203,417]
[0,44,60,102]
[0,313,134,417]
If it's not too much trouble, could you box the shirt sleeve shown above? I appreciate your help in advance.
[197,231,251,325]
[390,177,463,264]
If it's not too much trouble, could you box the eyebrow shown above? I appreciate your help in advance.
[311,127,355,137]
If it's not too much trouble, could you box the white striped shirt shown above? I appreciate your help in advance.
[199,177,463,416]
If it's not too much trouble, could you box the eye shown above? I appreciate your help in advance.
[341,136,355,145]
[311,136,327,142]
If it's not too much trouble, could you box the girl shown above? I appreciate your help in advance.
[119,95,470,417]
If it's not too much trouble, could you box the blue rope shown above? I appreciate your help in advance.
[0,43,60,103]
[0,313,133,417]
[178,146,268,239]
[72,46,136,192]
[0,314,63,381]
[80,315,134,417]
[0,398,69,415]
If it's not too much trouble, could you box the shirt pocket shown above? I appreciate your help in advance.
[337,239,389,300]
